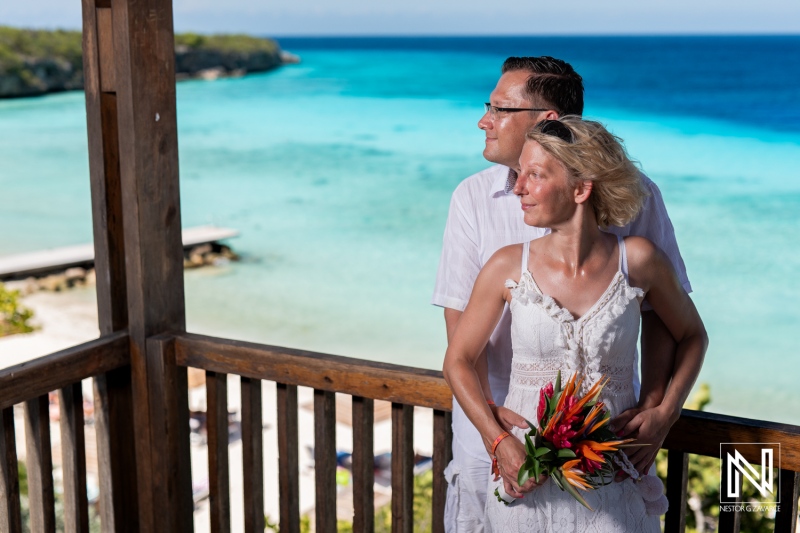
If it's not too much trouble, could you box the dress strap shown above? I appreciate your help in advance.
[521,241,530,276]
[618,235,629,281]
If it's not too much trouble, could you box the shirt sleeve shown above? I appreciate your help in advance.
[431,183,482,311]
[626,174,692,299]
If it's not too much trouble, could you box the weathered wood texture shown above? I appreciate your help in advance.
[392,403,414,533]
[774,470,799,533]
[432,409,452,533]
[207,371,231,533]
[0,407,22,533]
[663,450,689,533]
[101,0,186,526]
[174,333,452,410]
[664,410,800,471]
[145,336,193,533]
[241,377,264,533]
[59,383,90,533]
[0,332,129,410]
[277,383,300,533]
[352,396,375,533]
[314,390,337,533]
[24,395,56,532]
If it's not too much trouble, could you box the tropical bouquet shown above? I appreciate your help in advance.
[493,371,638,510]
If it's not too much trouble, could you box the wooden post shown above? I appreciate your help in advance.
[241,378,265,533]
[432,409,452,533]
[24,396,56,532]
[392,403,414,533]
[59,383,90,533]
[83,0,186,528]
[82,0,140,529]
[664,450,689,533]
[352,396,375,533]
[0,407,22,533]
[314,390,337,533]
[277,384,300,533]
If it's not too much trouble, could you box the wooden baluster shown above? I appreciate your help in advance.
[718,455,742,533]
[663,449,689,533]
[352,396,374,533]
[392,403,414,533]
[774,469,799,533]
[432,409,452,533]
[241,377,264,533]
[315,389,337,533]
[277,383,300,533]
[207,371,230,533]
[24,395,56,532]
[59,383,90,533]
[0,406,22,533]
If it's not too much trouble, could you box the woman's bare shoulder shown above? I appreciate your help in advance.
[482,243,525,279]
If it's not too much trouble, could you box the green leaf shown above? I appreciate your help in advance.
[535,446,552,458]
[550,469,565,491]
[525,434,536,456]
[557,448,577,459]
[554,370,562,393]
[518,467,531,486]
[560,475,594,511]
[523,418,536,431]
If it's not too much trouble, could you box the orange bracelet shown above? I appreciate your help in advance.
[490,431,511,456]
[487,399,496,406]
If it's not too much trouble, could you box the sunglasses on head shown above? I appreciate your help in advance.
[536,120,574,144]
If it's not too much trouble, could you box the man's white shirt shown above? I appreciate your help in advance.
[432,164,691,463]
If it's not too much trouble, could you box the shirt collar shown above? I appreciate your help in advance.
[491,166,519,198]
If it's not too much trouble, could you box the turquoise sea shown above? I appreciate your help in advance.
[1,36,799,424]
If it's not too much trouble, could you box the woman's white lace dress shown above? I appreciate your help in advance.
[484,236,661,532]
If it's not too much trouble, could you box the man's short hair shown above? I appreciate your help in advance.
[501,56,584,116]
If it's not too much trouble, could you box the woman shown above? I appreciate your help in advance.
[442,117,707,532]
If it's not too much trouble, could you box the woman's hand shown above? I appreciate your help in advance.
[610,404,677,480]
[494,436,546,497]
[491,406,529,433]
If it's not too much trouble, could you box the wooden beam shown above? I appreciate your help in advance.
[0,332,129,410]
[59,383,90,533]
[82,0,137,527]
[351,396,374,533]
[277,384,300,533]
[106,0,186,526]
[24,396,56,532]
[207,372,230,533]
[665,410,800,470]
[0,407,22,533]
[174,333,452,411]
[432,409,452,533]
[241,377,264,533]
[314,390,337,533]
[392,403,414,533]
[145,336,193,533]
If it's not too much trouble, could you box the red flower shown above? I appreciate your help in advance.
[537,382,554,423]
[548,419,579,449]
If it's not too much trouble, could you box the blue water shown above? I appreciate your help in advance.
[1,36,798,425]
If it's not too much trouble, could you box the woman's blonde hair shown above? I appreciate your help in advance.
[525,116,648,228]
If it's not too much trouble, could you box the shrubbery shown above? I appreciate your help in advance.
[0,282,35,336]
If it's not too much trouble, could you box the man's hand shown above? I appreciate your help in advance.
[491,405,529,432]
[494,436,546,498]
[610,405,675,480]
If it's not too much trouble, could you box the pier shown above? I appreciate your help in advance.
[0,225,238,280]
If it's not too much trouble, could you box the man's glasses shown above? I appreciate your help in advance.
[484,103,551,118]
[536,119,574,144]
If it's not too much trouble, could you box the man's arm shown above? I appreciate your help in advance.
[639,310,676,410]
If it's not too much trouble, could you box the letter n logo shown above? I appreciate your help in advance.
[720,443,780,504]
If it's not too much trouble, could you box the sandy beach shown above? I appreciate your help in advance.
[0,287,436,530]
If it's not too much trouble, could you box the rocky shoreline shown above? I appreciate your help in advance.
[0,27,299,98]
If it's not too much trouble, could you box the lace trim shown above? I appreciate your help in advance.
[510,361,634,394]
[505,273,644,395]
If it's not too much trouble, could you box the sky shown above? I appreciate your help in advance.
[2,0,799,35]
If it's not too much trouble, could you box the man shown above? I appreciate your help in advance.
[432,56,692,532]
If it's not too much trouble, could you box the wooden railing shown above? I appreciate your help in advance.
[0,331,130,532]
[1,330,799,532]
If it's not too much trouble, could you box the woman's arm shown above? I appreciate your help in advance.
[617,237,709,473]
[442,245,541,497]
